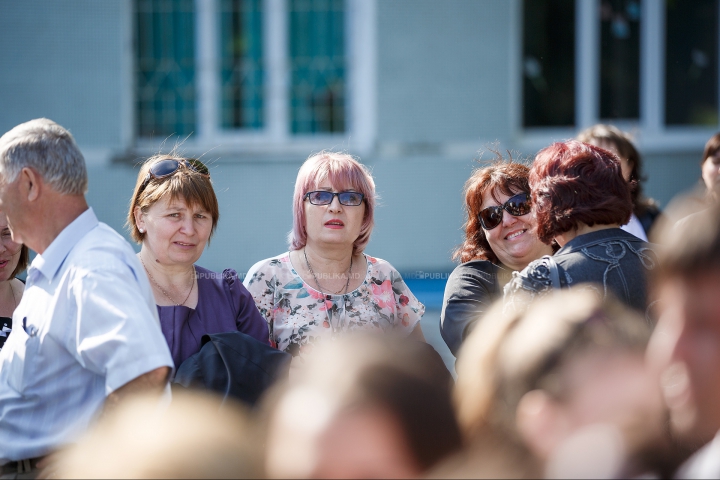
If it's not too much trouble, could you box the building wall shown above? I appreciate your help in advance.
[0,0,710,279]
[0,1,130,158]
[376,0,515,144]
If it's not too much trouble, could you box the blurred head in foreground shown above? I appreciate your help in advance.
[262,335,461,479]
[53,391,258,479]
[453,289,670,478]
[647,203,720,447]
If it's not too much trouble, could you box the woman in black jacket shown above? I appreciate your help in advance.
[504,141,657,315]
[440,159,553,357]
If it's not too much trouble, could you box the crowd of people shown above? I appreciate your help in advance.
[0,117,718,478]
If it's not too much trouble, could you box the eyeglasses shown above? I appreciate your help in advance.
[138,158,209,193]
[305,191,365,206]
[478,192,531,230]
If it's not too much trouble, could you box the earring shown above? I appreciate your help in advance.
[138,228,144,233]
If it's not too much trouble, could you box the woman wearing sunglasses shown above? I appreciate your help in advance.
[244,152,425,358]
[504,141,656,314]
[440,160,553,357]
[128,155,269,368]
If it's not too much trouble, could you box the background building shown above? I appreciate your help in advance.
[0,0,715,314]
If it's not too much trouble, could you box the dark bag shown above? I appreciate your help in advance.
[173,331,291,407]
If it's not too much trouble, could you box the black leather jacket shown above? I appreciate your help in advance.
[440,260,513,356]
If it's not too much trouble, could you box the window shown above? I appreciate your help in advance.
[219,0,264,130]
[289,0,345,133]
[522,0,575,127]
[521,0,720,148]
[600,0,641,120]
[134,0,372,152]
[136,0,196,138]
[665,0,718,126]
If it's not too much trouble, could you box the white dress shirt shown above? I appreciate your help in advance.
[675,431,720,479]
[621,212,648,241]
[0,208,173,462]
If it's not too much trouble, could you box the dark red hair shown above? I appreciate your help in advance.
[530,141,632,244]
[453,160,531,264]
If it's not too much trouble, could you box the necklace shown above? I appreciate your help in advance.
[303,249,353,332]
[140,256,194,307]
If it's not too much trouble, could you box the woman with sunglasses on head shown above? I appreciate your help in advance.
[504,140,656,314]
[128,155,269,369]
[440,159,553,357]
[243,152,425,359]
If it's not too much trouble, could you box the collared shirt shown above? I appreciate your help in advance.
[621,212,648,241]
[675,430,720,479]
[0,208,173,462]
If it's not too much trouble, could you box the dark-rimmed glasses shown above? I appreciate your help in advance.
[305,191,365,206]
[478,192,531,230]
[139,159,209,193]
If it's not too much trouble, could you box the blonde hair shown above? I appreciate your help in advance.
[53,391,259,479]
[454,288,650,440]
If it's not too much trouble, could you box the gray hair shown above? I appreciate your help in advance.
[0,118,88,195]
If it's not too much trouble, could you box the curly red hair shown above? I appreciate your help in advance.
[530,141,632,244]
[453,160,531,264]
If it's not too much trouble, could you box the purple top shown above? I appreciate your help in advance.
[157,265,270,368]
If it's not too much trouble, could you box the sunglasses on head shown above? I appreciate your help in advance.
[305,190,365,206]
[138,158,210,193]
[478,192,532,230]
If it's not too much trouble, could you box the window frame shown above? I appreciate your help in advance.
[131,0,376,157]
[517,0,720,154]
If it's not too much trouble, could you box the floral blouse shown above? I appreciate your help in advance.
[243,252,425,356]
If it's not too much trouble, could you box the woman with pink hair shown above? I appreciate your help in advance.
[244,152,425,358]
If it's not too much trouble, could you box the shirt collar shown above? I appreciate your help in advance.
[29,208,99,281]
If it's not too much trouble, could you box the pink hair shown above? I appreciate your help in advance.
[288,152,376,255]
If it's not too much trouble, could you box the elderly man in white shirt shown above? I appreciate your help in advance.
[0,118,173,479]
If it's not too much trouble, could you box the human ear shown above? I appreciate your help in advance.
[516,389,566,461]
[134,206,146,233]
[19,168,40,202]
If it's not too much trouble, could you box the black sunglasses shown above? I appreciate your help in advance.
[305,190,365,206]
[139,158,210,193]
[478,192,532,230]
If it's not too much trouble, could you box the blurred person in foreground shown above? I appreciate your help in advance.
[0,213,28,351]
[577,124,662,240]
[52,391,258,479]
[504,140,656,314]
[244,152,425,360]
[442,289,676,479]
[0,119,173,478]
[440,159,553,357]
[261,334,461,478]
[128,154,269,369]
[646,203,720,478]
